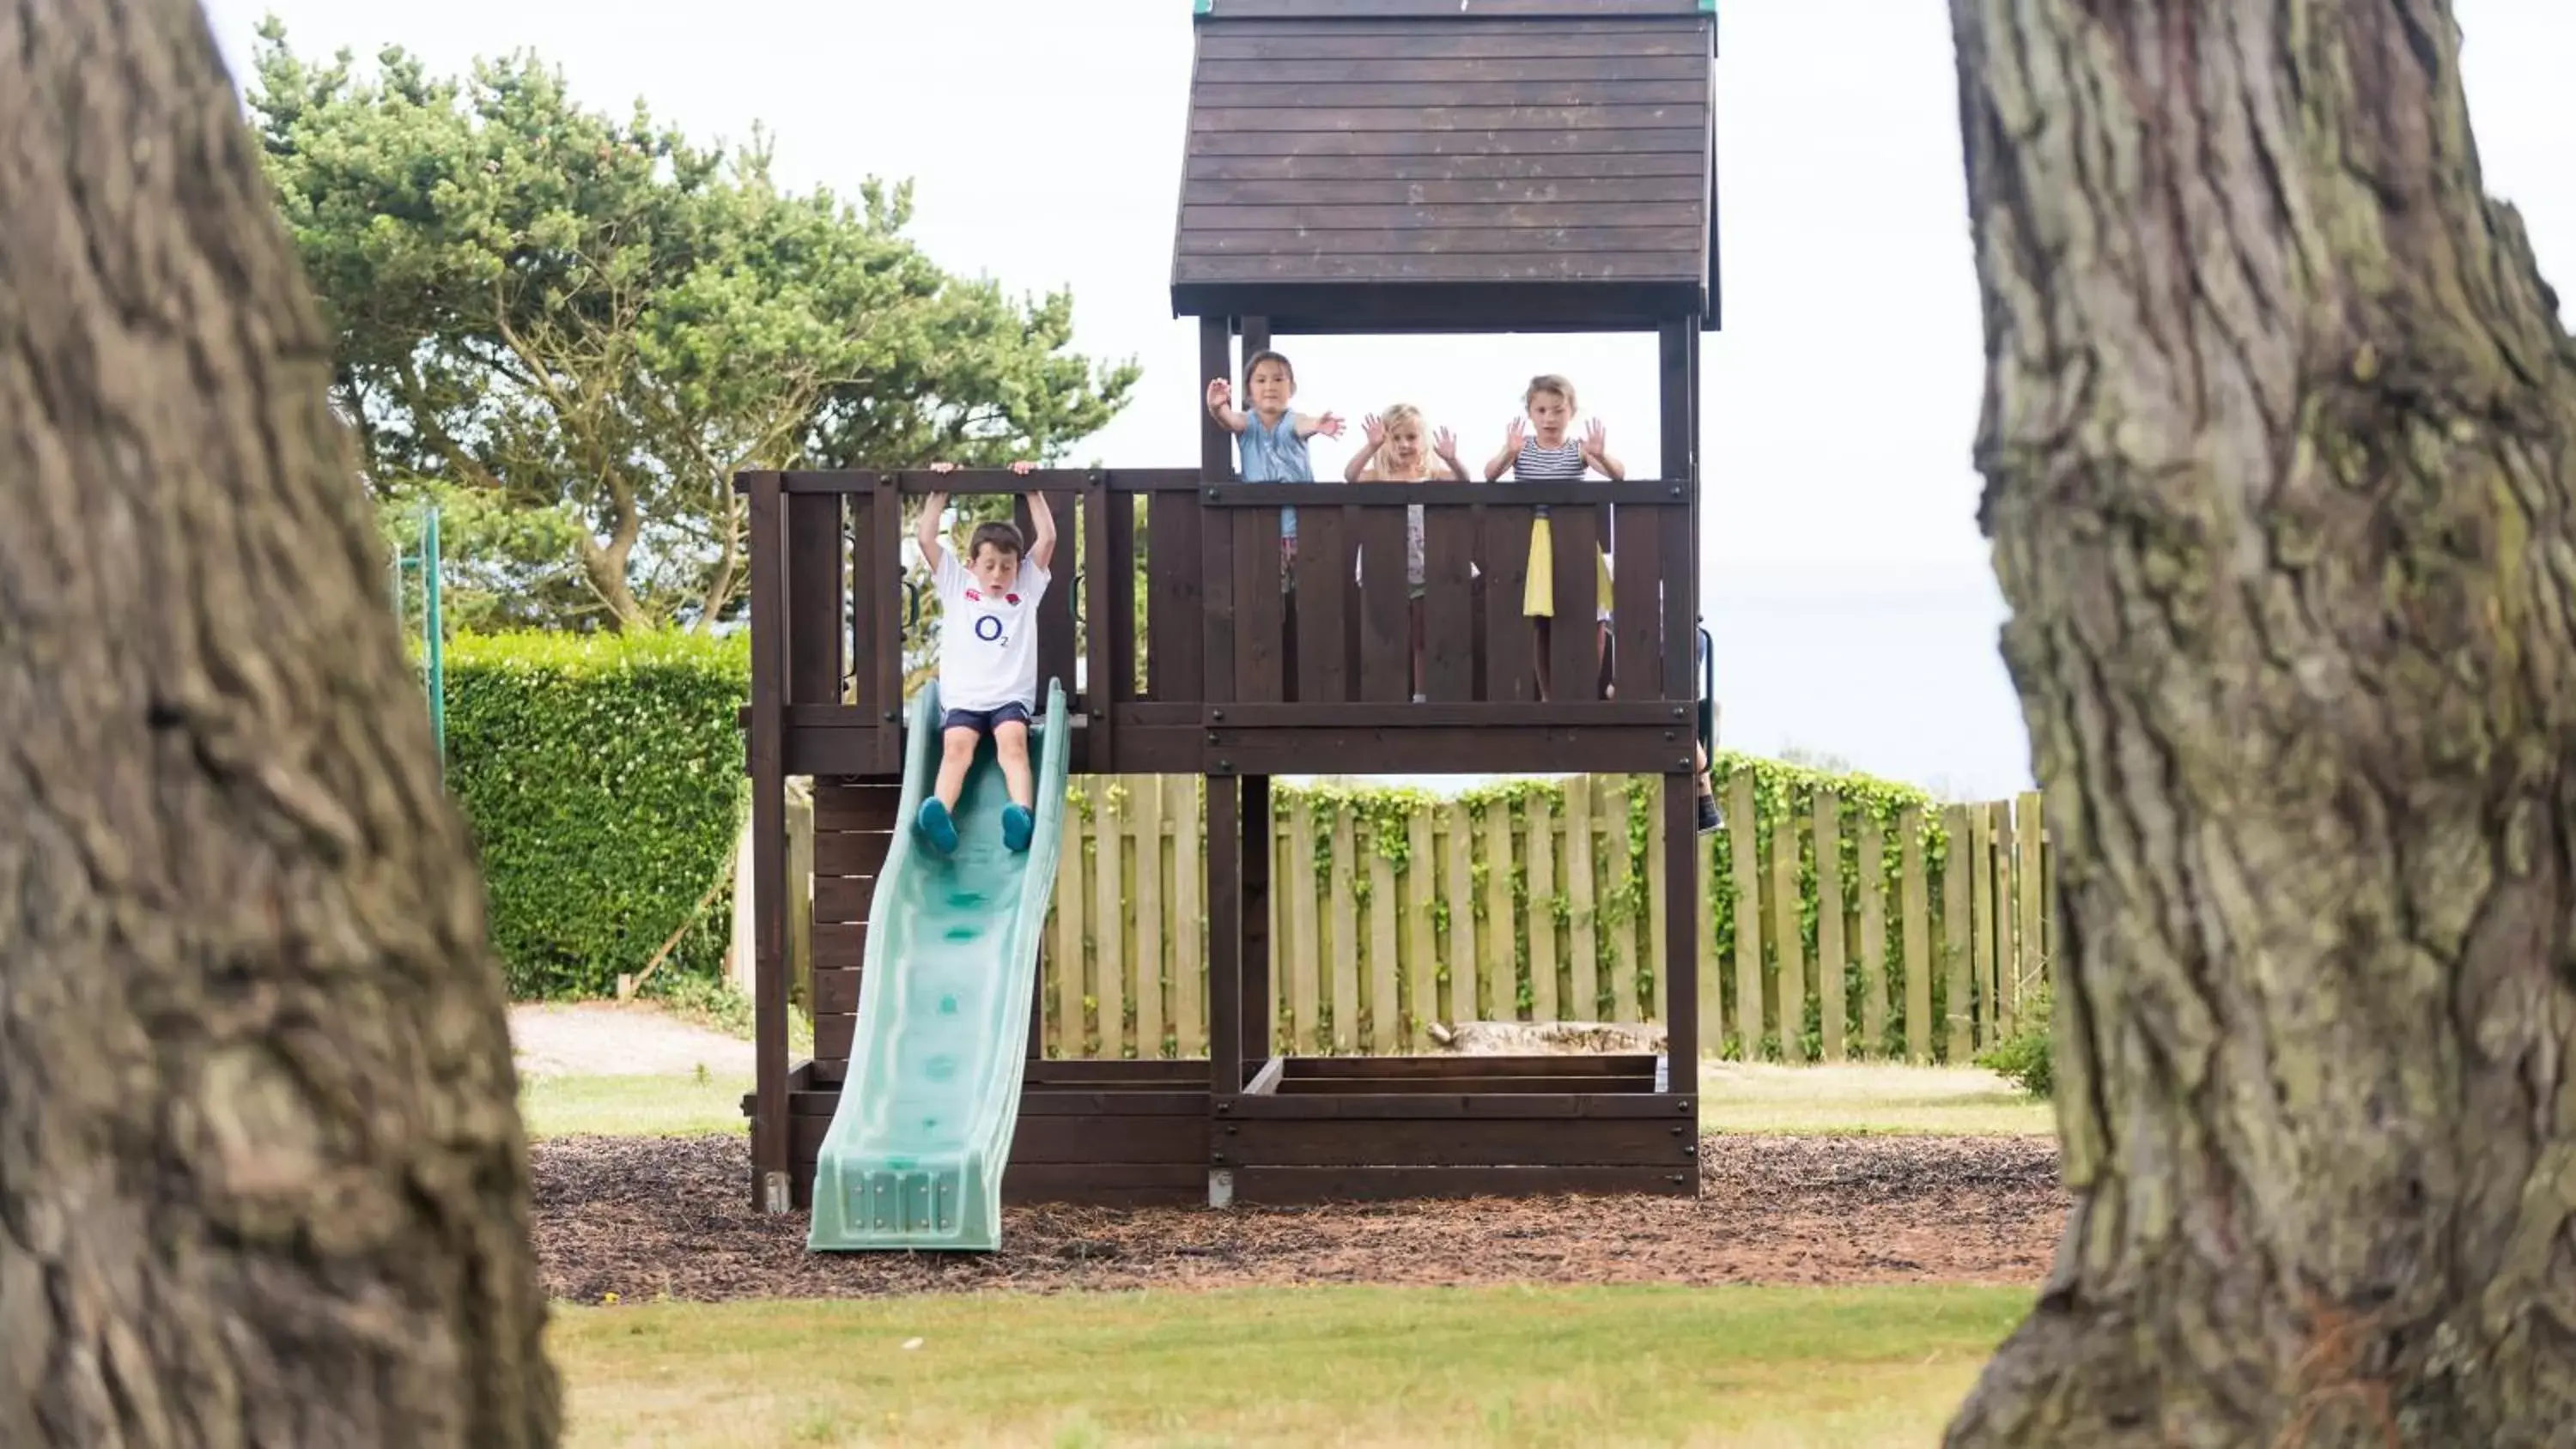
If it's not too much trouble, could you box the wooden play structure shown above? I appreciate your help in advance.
[740,0,1720,1213]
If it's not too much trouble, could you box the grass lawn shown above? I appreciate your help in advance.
[553,1284,2027,1448]
[1694,1063,2052,1137]
[521,1063,2053,1142]
[523,1071,754,1139]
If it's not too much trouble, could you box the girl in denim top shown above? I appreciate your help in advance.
[1205,349,1343,588]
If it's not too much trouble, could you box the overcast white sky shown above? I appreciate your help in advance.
[201,0,2574,800]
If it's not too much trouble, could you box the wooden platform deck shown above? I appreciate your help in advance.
[756,1054,1695,1211]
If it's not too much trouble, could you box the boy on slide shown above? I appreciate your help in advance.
[913,461,1055,855]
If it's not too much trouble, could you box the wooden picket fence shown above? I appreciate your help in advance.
[1028,772,2052,1064]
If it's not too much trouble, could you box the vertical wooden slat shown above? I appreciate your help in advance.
[1081,481,1121,767]
[1859,814,1889,1059]
[1289,793,1322,1052]
[1206,777,1242,1097]
[786,494,842,705]
[1265,786,1285,1058]
[1444,801,1479,1022]
[868,485,904,771]
[1658,771,1695,1070]
[1564,776,1601,1021]
[1357,503,1413,701]
[1233,509,1285,703]
[745,470,789,1210]
[1482,801,1519,1019]
[1406,810,1439,1045]
[1241,775,1273,1067]
[1695,823,1721,1045]
[1329,804,1360,1052]
[1768,797,1806,1064]
[2017,790,2046,1031]
[1546,503,1601,700]
[786,791,815,1014]
[1728,767,1763,1058]
[1151,493,1204,703]
[1107,489,1141,702]
[1061,803,1092,1055]
[1173,777,1205,1058]
[1902,803,1935,1064]
[1091,785,1127,1058]
[1988,800,2015,1044]
[845,491,878,712]
[1814,791,1847,1063]
[1941,803,1975,1064]
[1968,803,1996,1052]
[1420,506,1476,701]
[1648,786,1669,1024]
[1527,791,1559,1022]
[1612,504,1662,701]
[1479,505,1536,703]
[2040,833,2057,981]
[1293,507,1351,704]
[1369,843,1400,1053]
[1133,775,1165,1058]
[1607,789,1642,1024]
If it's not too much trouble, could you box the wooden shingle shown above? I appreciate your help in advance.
[1170,0,1719,332]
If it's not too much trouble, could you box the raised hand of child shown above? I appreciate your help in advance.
[1361,413,1387,449]
[1206,377,1232,412]
[1583,418,1608,460]
[1505,416,1528,452]
[1315,411,1346,439]
[1433,427,1460,462]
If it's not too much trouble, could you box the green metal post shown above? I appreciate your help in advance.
[422,504,446,771]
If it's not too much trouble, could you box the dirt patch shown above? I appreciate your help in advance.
[533,1135,2068,1302]
[510,1003,753,1079]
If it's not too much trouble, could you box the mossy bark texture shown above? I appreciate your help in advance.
[1947,3,2576,1446]
[0,2,559,1444]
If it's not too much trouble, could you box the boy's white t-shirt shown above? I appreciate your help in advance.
[933,547,1050,712]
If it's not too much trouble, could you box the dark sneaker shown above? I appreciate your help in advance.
[1696,792,1722,834]
[1001,803,1035,853]
[916,797,959,855]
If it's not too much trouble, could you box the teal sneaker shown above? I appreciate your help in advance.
[917,797,959,855]
[1001,803,1034,853]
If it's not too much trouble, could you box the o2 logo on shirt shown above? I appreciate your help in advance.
[975,615,1006,644]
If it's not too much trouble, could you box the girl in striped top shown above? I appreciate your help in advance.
[1482,373,1620,701]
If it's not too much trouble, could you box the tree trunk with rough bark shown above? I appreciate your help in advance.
[1947,3,2576,1446]
[0,2,559,1445]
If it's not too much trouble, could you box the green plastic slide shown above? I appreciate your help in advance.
[806,678,1071,1252]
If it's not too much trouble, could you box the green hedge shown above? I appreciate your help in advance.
[444,629,748,998]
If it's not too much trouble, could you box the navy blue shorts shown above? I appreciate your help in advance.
[939,701,1030,736]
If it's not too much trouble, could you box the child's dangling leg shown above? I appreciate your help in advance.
[918,724,980,855]
[993,716,1036,852]
[1695,740,1722,834]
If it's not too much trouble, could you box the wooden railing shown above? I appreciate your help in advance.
[749,470,1703,777]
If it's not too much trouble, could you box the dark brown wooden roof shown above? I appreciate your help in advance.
[1170,0,1718,333]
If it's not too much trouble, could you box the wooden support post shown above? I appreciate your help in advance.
[1662,770,1700,1078]
[1199,318,1238,714]
[1656,317,1700,1088]
[1242,774,1274,1066]
[867,478,904,773]
[745,470,793,1214]
[1207,774,1245,1103]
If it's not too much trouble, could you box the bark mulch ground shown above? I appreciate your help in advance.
[535,1135,2069,1302]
